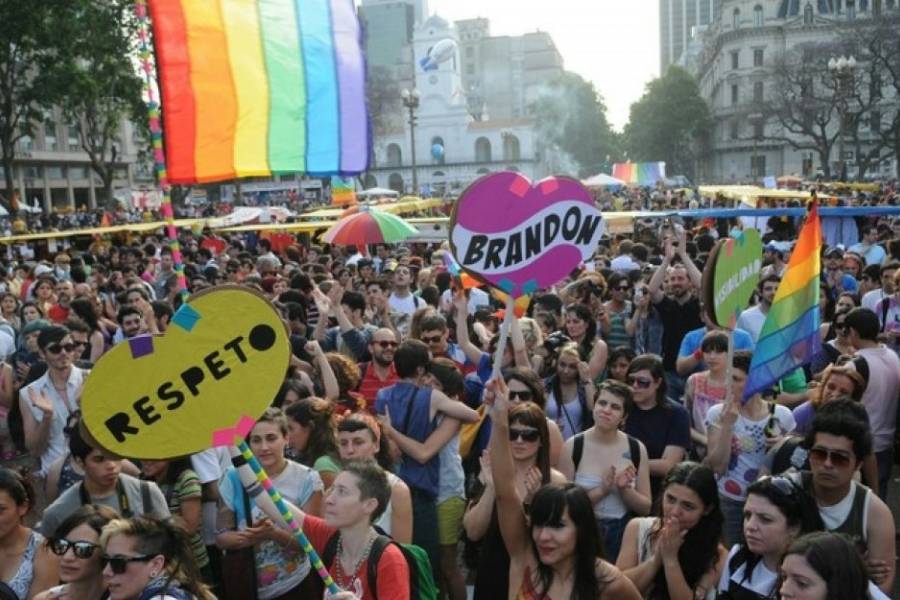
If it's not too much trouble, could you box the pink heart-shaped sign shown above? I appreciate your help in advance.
[449,172,604,297]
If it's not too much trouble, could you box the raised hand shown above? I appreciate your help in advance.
[28,387,54,417]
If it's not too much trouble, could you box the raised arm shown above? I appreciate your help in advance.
[453,290,487,366]
[647,240,673,304]
[487,378,530,560]
[704,402,737,476]
[509,313,531,369]
[306,341,339,402]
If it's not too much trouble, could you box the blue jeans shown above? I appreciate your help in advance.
[599,515,631,563]
[720,495,745,548]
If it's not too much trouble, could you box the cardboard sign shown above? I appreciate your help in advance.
[81,287,290,459]
[449,172,604,297]
[701,228,763,328]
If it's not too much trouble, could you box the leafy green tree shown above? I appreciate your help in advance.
[47,0,146,209]
[624,65,711,181]
[0,0,64,211]
[529,72,620,177]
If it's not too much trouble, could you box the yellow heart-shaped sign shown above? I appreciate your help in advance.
[81,287,290,459]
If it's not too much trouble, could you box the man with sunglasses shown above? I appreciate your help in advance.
[19,325,89,478]
[357,329,400,412]
[791,399,896,595]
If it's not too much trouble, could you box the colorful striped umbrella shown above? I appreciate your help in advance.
[322,207,417,244]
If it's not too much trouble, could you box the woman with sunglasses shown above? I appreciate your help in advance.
[558,380,651,561]
[463,400,567,600]
[617,462,726,600]
[624,354,691,497]
[779,531,890,600]
[601,273,635,352]
[505,368,564,466]
[485,377,640,600]
[35,505,117,600]
[0,467,58,600]
[716,476,823,600]
[100,516,214,600]
[811,309,856,375]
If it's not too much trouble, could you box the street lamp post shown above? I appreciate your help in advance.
[828,55,857,182]
[401,88,420,195]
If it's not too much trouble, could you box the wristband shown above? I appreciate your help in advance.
[231,455,247,467]
[692,348,703,361]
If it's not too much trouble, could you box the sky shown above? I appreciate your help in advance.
[428,0,660,131]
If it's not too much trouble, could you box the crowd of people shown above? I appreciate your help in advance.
[0,190,897,600]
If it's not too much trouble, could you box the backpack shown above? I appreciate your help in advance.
[571,432,642,472]
[322,533,438,600]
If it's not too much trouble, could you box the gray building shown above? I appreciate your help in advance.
[691,0,900,182]
[359,0,417,77]
[456,18,564,120]
[660,0,718,69]
[0,112,152,212]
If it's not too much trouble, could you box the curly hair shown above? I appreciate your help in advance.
[325,352,361,394]
[285,397,339,467]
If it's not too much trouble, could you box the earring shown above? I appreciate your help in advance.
[150,571,159,578]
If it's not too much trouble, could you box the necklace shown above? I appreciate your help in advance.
[333,531,376,591]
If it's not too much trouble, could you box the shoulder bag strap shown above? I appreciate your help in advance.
[365,535,392,600]
[572,433,584,471]
[139,480,153,516]
[627,435,641,471]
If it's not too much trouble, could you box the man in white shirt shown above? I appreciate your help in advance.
[862,261,897,313]
[736,275,780,344]
[19,325,89,476]
[387,262,424,336]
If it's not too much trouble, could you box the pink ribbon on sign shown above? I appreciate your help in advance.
[211,415,257,447]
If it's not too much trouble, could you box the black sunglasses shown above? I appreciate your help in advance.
[757,475,798,497]
[102,554,156,574]
[51,539,99,559]
[46,343,77,355]
[373,340,398,349]
[508,390,533,401]
[509,428,540,443]
[808,446,854,468]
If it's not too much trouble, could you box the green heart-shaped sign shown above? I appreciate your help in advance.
[702,228,763,329]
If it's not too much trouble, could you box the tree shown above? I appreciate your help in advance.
[529,72,620,177]
[0,0,64,211]
[623,65,711,182]
[860,16,900,178]
[47,0,146,209]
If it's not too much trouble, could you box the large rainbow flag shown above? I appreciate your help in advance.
[612,162,666,186]
[148,0,369,184]
[330,177,357,207]
[743,202,822,399]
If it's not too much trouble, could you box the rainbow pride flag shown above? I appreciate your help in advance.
[612,162,666,186]
[743,202,822,400]
[330,177,357,207]
[148,0,369,184]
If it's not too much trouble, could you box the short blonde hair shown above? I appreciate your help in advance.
[518,317,544,348]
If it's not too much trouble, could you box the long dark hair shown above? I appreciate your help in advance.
[69,297,100,332]
[545,343,594,432]
[509,402,552,485]
[285,397,339,466]
[528,483,612,600]
[734,476,824,585]
[648,462,723,599]
[564,303,597,360]
[781,532,869,600]
[504,367,547,410]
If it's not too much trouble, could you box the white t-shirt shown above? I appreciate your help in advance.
[736,305,767,344]
[20,367,88,476]
[862,288,887,312]
[439,287,490,315]
[191,448,232,545]
[706,403,795,501]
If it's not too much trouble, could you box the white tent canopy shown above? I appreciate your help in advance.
[582,173,625,188]
[357,187,399,197]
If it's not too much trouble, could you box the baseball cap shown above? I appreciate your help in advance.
[824,246,844,258]
[383,259,399,273]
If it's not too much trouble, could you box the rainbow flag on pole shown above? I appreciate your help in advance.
[148,0,369,184]
[330,177,357,207]
[743,202,822,400]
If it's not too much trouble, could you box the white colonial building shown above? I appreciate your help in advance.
[365,15,552,196]
[690,0,899,182]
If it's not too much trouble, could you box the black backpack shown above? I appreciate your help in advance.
[571,431,642,471]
